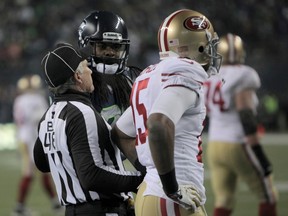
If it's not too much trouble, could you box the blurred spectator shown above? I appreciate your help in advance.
[258,93,282,131]
[12,74,62,216]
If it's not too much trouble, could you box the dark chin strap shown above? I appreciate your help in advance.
[94,56,121,65]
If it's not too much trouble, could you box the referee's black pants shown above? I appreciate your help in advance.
[65,200,134,216]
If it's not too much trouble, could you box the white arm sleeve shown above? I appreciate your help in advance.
[150,86,198,124]
[115,106,137,137]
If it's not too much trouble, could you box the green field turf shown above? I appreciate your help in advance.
[0,134,287,216]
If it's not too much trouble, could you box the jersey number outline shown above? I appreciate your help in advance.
[204,80,227,112]
[131,78,150,146]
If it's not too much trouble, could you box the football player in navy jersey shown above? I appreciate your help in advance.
[78,10,142,126]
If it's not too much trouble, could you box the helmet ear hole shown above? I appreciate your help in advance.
[198,46,204,53]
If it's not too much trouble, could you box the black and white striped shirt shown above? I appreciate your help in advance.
[33,90,142,206]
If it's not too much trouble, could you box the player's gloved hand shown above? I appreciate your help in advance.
[126,197,135,216]
[167,185,202,211]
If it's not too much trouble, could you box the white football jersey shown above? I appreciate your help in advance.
[13,91,48,158]
[130,57,208,203]
[204,64,260,143]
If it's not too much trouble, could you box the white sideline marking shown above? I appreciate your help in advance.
[1,124,287,150]
[201,132,288,146]
[238,181,288,192]
[204,171,288,192]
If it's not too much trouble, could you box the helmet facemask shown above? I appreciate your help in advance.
[90,39,129,75]
[204,31,222,77]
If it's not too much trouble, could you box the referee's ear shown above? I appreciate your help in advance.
[74,70,83,84]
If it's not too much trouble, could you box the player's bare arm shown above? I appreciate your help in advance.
[147,113,175,175]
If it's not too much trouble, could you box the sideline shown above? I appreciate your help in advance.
[0,123,287,150]
[204,170,288,192]
[0,123,16,150]
[201,132,288,146]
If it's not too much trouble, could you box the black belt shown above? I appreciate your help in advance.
[65,200,131,216]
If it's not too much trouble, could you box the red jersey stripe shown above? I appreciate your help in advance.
[160,198,168,216]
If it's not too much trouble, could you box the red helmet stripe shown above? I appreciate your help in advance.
[157,22,164,52]
[158,9,187,52]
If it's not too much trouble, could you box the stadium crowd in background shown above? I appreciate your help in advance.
[0,0,288,130]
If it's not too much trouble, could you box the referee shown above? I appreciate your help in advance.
[33,43,144,216]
